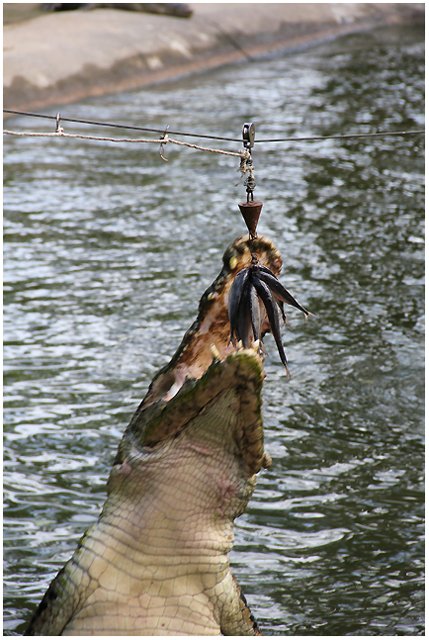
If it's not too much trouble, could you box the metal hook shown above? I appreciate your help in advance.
[55,112,64,134]
[159,125,169,162]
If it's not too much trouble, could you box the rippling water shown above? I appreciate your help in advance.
[4,25,424,635]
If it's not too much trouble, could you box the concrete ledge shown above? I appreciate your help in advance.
[3,3,424,112]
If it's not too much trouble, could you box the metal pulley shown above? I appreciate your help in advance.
[242,122,255,150]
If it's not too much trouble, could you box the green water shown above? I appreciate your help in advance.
[4,25,424,635]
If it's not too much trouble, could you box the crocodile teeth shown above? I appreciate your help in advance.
[210,344,221,361]
[252,339,261,351]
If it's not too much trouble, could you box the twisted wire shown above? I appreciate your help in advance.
[3,129,249,159]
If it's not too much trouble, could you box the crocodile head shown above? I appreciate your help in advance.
[26,234,284,636]
[117,233,282,474]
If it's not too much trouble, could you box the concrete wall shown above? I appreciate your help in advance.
[3,3,424,111]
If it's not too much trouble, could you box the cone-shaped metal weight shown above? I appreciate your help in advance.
[238,200,263,238]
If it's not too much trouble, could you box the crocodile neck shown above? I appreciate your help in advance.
[60,398,257,635]
[104,416,255,560]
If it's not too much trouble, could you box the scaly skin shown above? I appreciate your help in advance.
[26,235,283,636]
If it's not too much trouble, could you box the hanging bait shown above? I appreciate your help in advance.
[228,267,251,343]
[228,264,309,369]
[229,122,309,369]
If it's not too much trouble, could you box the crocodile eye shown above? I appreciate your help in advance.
[228,264,309,371]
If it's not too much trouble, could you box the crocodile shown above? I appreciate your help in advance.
[26,234,287,636]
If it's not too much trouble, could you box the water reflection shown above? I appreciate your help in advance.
[4,25,424,635]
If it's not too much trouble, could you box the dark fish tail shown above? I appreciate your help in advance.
[251,274,288,368]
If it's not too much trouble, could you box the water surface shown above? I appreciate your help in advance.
[4,25,424,635]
